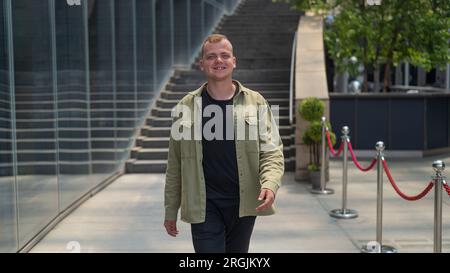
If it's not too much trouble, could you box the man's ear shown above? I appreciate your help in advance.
[199,60,204,70]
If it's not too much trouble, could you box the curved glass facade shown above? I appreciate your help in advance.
[0,0,240,252]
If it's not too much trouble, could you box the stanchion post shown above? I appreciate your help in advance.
[311,117,334,195]
[432,160,445,253]
[361,141,397,253]
[329,126,358,219]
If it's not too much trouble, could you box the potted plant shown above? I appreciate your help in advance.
[299,97,336,189]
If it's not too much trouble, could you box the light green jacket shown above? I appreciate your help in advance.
[164,80,284,223]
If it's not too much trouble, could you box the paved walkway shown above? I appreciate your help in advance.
[31,154,450,253]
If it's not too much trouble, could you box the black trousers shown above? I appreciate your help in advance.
[191,198,256,253]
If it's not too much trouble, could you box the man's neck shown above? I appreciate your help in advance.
[206,79,236,100]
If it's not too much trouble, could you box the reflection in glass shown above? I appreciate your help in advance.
[156,0,173,82]
[173,0,189,65]
[12,0,58,247]
[190,0,203,54]
[55,0,92,209]
[0,0,18,252]
[136,0,156,121]
[88,0,118,178]
[114,0,137,163]
[0,0,241,252]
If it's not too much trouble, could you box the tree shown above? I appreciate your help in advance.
[276,0,450,92]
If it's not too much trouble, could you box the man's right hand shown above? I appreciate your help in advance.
[164,220,179,237]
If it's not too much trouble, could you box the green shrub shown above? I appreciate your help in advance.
[299,97,336,171]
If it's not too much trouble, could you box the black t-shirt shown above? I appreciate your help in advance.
[201,86,239,202]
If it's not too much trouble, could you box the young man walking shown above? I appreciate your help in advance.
[164,34,284,253]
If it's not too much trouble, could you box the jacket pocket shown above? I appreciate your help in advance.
[245,116,259,153]
[179,120,195,158]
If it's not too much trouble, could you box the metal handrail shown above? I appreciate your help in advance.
[289,31,297,125]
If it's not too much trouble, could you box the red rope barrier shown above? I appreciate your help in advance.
[347,141,377,172]
[382,159,434,201]
[326,131,344,157]
[443,183,450,197]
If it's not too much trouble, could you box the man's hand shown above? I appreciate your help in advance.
[164,220,179,237]
[256,188,275,212]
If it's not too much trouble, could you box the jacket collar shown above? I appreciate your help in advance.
[188,80,248,97]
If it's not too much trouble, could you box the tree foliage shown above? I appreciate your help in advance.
[275,0,450,92]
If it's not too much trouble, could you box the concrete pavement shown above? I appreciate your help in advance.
[31,153,450,253]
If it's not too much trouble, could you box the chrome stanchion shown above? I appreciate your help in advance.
[361,141,397,253]
[432,160,445,253]
[330,126,358,219]
[311,117,334,195]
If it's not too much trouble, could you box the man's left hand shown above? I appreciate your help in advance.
[256,188,275,212]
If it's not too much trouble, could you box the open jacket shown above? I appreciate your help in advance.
[164,80,284,223]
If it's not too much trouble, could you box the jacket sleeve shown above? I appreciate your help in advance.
[164,119,182,221]
[258,99,284,195]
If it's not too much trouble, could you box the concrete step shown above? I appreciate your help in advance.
[130,142,295,161]
[136,136,169,148]
[130,147,169,160]
[144,113,292,131]
[126,158,296,173]
[166,82,289,92]
[191,58,291,70]
[141,126,171,138]
[219,27,298,34]
[142,117,292,137]
[160,90,289,100]
[222,33,294,41]
[174,69,289,79]
[151,107,172,118]
[149,105,292,118]
[226,12,300,18]
[220,16,300,24]
[155,97,290,109]
[172,71,290,84]
[146,117,172,127]
[125,159,167,173]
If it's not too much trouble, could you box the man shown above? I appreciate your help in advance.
[164,34,284,253]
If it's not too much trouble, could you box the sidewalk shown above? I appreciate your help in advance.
[31,154,450,253]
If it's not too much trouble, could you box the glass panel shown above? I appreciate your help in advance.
[113,0,137,163]
[55,0,91,209]
[88,0,118,177]
[155,0,173,82]
[136,0,156,123]
[173,0,189,65]
[12,0,58,248]
[0,0,18,252]
[190,0,203,54]
[203,2,215,35]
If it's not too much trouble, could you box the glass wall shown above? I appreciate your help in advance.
[55,0,92,210]
[12,0,59,247]
[0,0,17,253]
[0,0,241,252]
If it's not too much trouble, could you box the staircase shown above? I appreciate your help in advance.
[126,0,302,173]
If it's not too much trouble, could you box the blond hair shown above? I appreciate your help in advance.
[200,34,233,57]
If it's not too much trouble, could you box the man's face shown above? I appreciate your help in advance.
[199,39,236,81]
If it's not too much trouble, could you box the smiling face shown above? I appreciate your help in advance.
[199,38,236,82]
